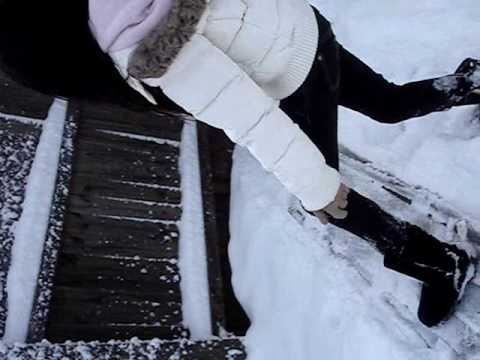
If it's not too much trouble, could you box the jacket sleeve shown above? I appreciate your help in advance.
[143,34,340,211]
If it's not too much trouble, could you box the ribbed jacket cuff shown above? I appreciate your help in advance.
[262,3,319,100]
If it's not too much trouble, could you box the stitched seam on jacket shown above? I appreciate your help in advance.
[272,135,296,169]
[195,74,243,117]
[225,0,249,54]
[236,101,276,145]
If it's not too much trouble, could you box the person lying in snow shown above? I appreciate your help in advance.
[0,0,479,328]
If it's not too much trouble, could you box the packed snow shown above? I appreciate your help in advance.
[178,118,212,339]
[3,99,67,343]
[229,1,480,359]
[0,116,41,337]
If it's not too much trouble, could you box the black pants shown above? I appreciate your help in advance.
[280,10,472,254]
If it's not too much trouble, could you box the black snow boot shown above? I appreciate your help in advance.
[384,226,476,327]
[431,57,480,108]
[453,58,480,106]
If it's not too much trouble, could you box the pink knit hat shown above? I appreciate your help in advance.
[89,0,173,53]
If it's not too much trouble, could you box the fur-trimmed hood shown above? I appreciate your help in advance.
[124,0,321,102]
[128,0,208,79]
[89,0,208,79]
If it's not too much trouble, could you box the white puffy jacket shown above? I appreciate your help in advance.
[107,0,341,211]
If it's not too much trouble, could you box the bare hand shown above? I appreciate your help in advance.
[313,184,350,224]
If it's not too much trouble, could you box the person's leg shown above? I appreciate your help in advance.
[338,46,480,124]
[280,9,405,255]
[281,10,476,327]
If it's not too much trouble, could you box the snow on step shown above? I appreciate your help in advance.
[178,119,212,340]
[114,180,181,191]
[97,215,179,225]
[0,115,43,338]
[0,337,246,360]
[98,129,181,147]
[0,111,43,127]
[3,100,67,343]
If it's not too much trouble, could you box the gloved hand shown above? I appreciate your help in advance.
[313,183,350,224]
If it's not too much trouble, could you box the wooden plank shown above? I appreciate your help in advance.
[2,339,179,359]
[50,285,181,306]
[53,260,181,295]
[76,126,180,152]
[68,193,182,221]
[72,149,178,175]
[71,138,180,186]
[183,339,246,359]
[1,338,246,360]
[62,212,179,259]
[80,117,183,143]
[48,286,181,326]
[46,323,187,343]
[73,163,180,189]
[74,139,179,161]
[72,147,179,179]
[79,107,183,141]
[70,176,181,205]
[54,252,180,287]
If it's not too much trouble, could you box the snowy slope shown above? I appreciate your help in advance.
[229,1,480,359]
[316,0,480,219]
[231,150,458,360]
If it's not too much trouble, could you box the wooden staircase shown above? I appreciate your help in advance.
[0,70,248,357]
[45,104,186,342]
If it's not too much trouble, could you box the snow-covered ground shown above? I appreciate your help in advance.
[229,1,480,359]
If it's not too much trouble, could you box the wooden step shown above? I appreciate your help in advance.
[73,159,180,189]
[77,126,180,152]
[79,108,183,142]
[70,176,181,205]
[54,252,180,289]
[46,323,187,343]
[45,105,185,343]
[62,213,179,259]
[48,286,181,326]
[1,338,245,359]
[68,193,182,222]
